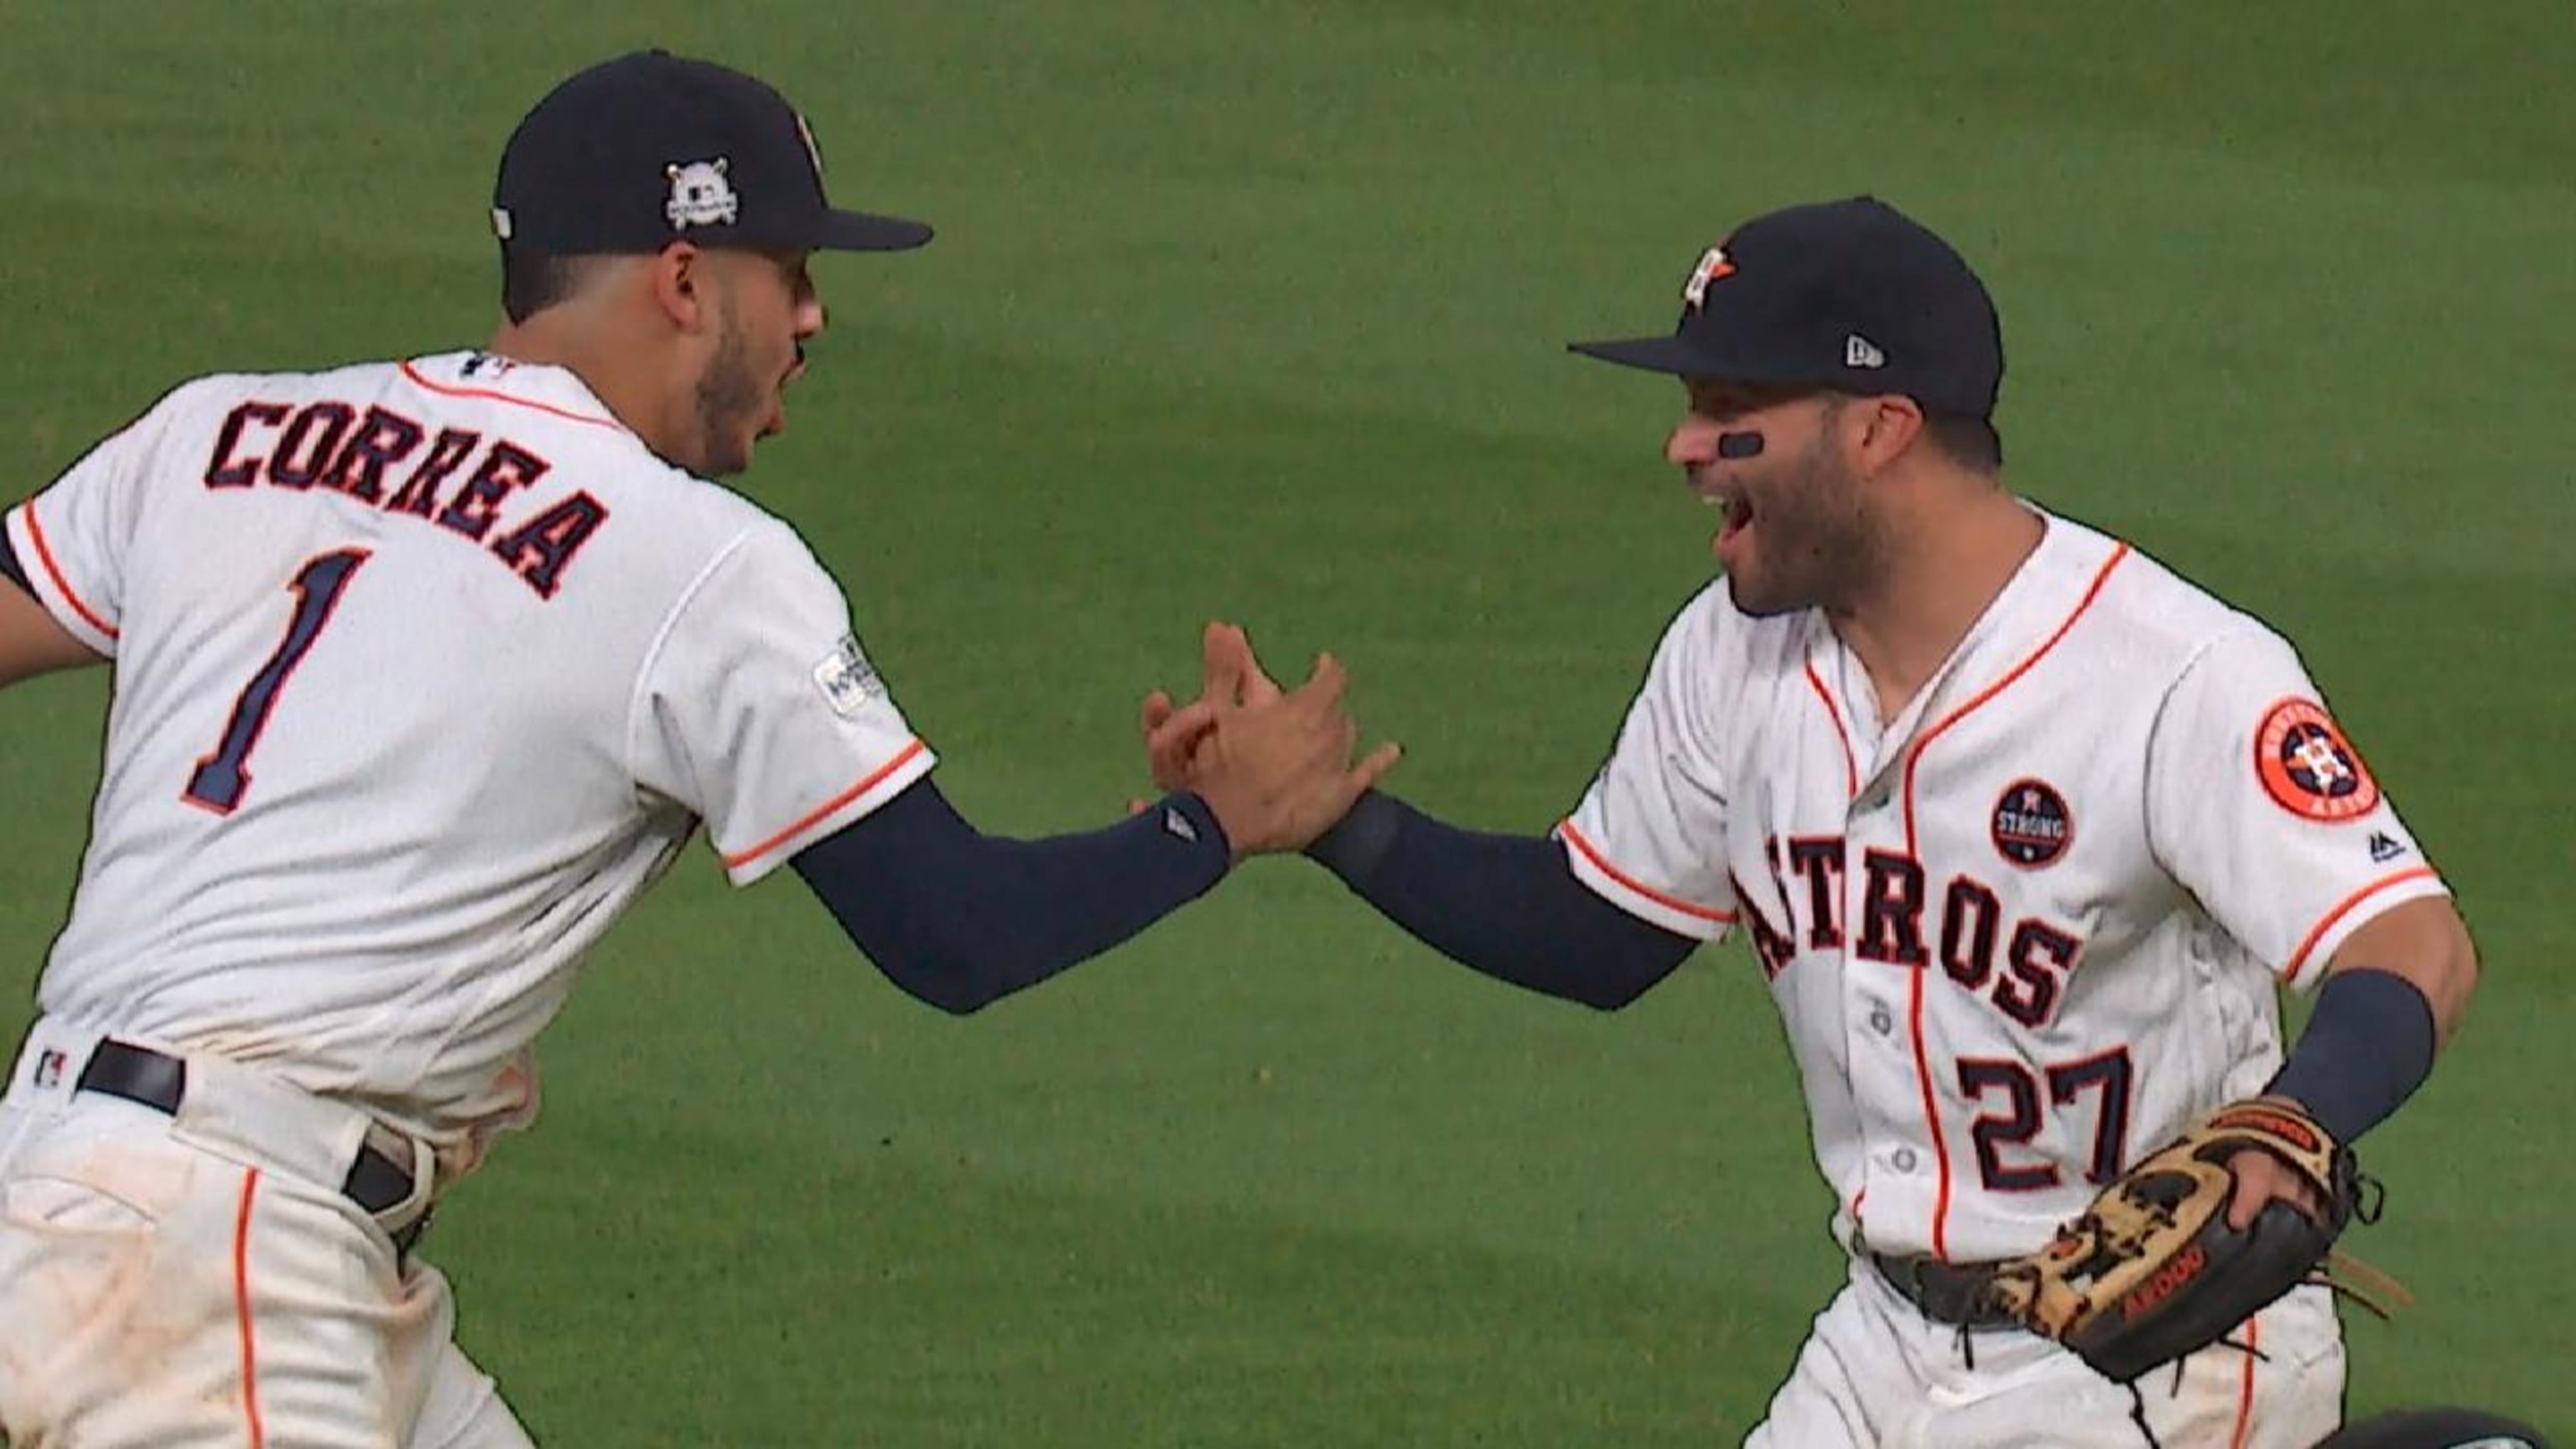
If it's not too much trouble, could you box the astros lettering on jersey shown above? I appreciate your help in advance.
[3,350,933,1182]
[1557,512,2447,1263]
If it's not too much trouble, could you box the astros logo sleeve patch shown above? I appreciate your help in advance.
[2254,698,2381,822]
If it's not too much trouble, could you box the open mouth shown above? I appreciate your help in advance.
[1722,496,1753,541]
[1697,481,1754,543]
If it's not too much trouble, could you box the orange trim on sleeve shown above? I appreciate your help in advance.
[721,739,928,870]
[20,503,119,641]
[232,1166,266,1449]
[398,360,624,431]
[1802,652,1859,800]
[1557,820,1738,924]
[2280,865,2438,981]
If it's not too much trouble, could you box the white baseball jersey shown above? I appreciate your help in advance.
[1560,510,2449,1264]
[4,351,933,1178]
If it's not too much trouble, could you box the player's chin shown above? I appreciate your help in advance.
[701,435,758,478]
[1724,564,1804,618]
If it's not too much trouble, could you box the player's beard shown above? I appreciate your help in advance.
[1725,423,1889,618]
[691,309,767,478]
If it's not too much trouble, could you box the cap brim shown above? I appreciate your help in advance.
[1566,334,1852,392]
[1565,335,1717,376]
[816,208,934,252]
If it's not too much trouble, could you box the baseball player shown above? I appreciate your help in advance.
[0,50,1391,1447]
[1147,197,2480,1445]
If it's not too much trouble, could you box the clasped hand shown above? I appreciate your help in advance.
[1133,622,1400,860]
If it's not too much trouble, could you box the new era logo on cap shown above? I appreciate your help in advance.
[1845,333,1886,368]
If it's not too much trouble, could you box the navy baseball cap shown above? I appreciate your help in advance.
[1569,196,2002,420]
[492,50,932,256]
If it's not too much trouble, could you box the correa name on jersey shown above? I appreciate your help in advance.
[199,397,610,600]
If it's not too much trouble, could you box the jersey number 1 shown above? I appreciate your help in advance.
[184,548,372,814]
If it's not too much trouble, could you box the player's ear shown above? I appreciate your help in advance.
[1854,394,1925,475]
[647,242,712,335]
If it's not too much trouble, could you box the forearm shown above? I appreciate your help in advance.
[2265,897,2478,1143]
[793,781,1230,1014]
[1302,792,1695,1009]
[0,530,106,688]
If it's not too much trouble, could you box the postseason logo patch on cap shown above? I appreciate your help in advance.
[663,158,740,231]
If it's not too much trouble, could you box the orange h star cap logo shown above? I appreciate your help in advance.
[1682,245,1737,310]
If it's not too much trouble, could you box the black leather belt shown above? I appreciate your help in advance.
[75,1039,430,1255]
[1867,1250,2020,1330]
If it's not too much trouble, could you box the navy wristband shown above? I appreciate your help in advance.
[2265,967,2438,1144]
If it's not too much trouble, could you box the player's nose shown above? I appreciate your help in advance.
[1665,415,1718,467]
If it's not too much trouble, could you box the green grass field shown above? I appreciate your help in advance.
[4,3,2572,1443]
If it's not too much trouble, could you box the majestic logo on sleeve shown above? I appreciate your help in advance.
[2255,699,2381,822]
[1990,778,2073,868]
[665,158,740,230]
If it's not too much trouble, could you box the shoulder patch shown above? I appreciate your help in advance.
[811,633,883,715]
[2254,699,2380,823]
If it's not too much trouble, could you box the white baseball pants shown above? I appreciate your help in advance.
[0,1018,533,1448]
[1744,1255,2346,1447]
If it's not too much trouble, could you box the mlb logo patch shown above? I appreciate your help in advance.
[31,1047,67,1089]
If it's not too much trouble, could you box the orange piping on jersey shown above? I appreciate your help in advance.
[1803,652,1860,800]
[723,739,929,870]
[1901,950,1955,1259]
[2279,865,2438,981]
[1557,821,1740,923]
[19,503,119,641]
[397,360,624,431]
[2227,1313,2260,1448]
[1898,541,2132,1262]
[1902,543,2131,849]
[232,1166,266,1449]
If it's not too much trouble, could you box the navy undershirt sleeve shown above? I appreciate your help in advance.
[0,529,30,599]
[791,778,1229,1015]
[1302,791,1697,1009]
[2264,967,2438,1143]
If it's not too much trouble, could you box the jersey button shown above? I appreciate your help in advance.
[1868,1005,1894,1036]
[1892,1147,1919,1172]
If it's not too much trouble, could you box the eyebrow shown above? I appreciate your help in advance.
[1688,383,1813,415]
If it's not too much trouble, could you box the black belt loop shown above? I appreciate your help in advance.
[70,1037,428,1255]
